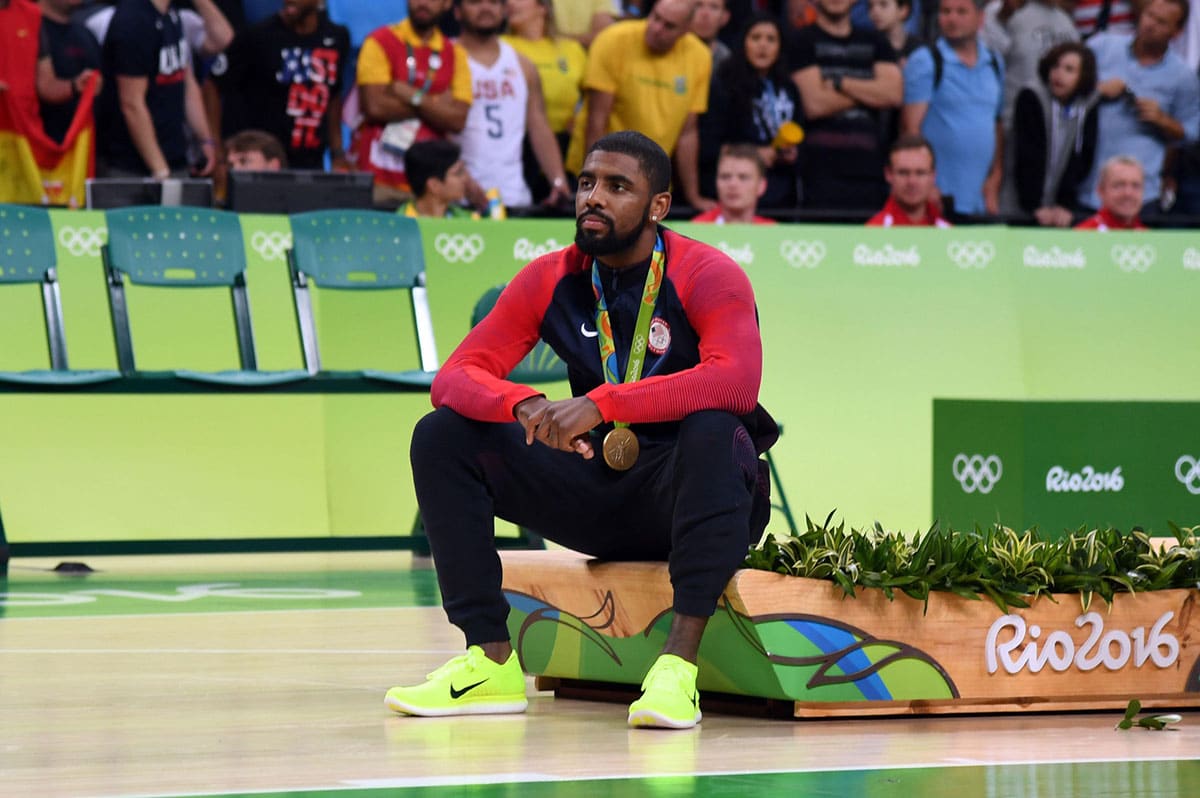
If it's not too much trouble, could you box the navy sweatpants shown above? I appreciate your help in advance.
[410,407,764,646]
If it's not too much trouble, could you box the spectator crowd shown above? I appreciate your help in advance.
[1,0,1198,226]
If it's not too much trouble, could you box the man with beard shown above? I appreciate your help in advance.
[215,0,350,170]
[453,0,569,208]
[388,131,777,730]
[350,0,472,202]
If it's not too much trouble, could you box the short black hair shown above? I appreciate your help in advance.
[586,131,672,195]
[404,140,461,197]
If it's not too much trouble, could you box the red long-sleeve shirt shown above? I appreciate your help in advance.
[430,228,764,428]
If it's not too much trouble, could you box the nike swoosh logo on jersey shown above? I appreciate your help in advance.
[580,323,598,338]
[449,679,488,699]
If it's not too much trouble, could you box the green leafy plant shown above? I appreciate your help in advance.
[746,514,1200,613]
[1115,699,1183,731]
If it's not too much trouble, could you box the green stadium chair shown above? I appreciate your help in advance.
[102,206,309,387]
[0,204,120,387]
[287,210,438,388]
[469,284,568,385]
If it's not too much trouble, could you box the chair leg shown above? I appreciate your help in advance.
[766,450,799,536]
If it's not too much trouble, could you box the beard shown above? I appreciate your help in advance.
[574,205,651,257]
[462,21,505,38]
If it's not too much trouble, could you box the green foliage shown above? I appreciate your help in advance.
[746,514,1200,614]
[1116,699,1182,731]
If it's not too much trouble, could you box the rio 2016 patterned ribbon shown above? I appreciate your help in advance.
[589,234,665,470]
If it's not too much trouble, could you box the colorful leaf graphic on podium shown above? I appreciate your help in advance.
[754,614,958,701]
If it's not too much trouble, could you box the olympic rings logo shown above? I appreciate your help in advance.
[952,453,1003,494]
[250,231,292,262]
[779,239,826,269]
[947,240,995,269]
[1183,247,1200,271]
[1175,455,1200,495]
[1111,244,1155,273]
[434,233,485,263]
[57,226,106,257]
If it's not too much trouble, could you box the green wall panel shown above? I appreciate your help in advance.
[1,214,1196,544]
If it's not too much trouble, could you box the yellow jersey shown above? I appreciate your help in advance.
[501,34,587,135]
[565,20,710,173]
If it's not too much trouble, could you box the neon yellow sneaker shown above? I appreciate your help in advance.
[384,646,528,717]
[627,654,702,729]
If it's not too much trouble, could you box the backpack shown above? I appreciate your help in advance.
[927,41,1001,91]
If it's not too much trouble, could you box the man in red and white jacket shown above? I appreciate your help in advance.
[1075,155,1148,230]
[866,135,951,227]
[385,131,777,731]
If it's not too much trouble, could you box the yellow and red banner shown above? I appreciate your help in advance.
[0,0,96,208]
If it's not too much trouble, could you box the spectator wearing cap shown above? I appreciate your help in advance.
[1075,154,1146,228]
[902,0,1005,216]
[867,134,951,225]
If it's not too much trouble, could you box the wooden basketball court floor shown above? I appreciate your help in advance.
[2,551,1197,798]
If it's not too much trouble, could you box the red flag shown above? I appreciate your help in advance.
[0,0,96,207]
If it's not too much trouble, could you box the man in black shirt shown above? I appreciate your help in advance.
[37,0,102,144]
[97,0,217,178]
[215,0,350,170]
[788,0,902,210]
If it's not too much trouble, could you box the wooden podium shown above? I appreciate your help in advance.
[501,550,1200,718]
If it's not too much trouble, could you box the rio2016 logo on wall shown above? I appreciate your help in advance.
[250,231,292,262]
[1176,455,1200,495]
[513,238,563,260]
[434,233,485,263]
[1184,248,1200,271]
[1111,244,1155,273]
[57,226,107,257]
[779,239,825,269]
[1045,465,1124,493]
[716,241,754,265]
[946,241,995,269]
[952,453,1002,494]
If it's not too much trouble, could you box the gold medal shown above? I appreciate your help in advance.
[602,427,639,471]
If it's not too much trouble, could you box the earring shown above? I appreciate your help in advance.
[651,215,658,221]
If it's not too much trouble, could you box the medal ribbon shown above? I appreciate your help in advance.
[590,233,665,428]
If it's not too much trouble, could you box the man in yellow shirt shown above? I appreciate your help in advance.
[552,0,618,47]
[567,0,715,211]
[350,0,473,203]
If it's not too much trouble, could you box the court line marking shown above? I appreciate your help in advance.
[0,606,428,622]
[85,755,1200,798]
